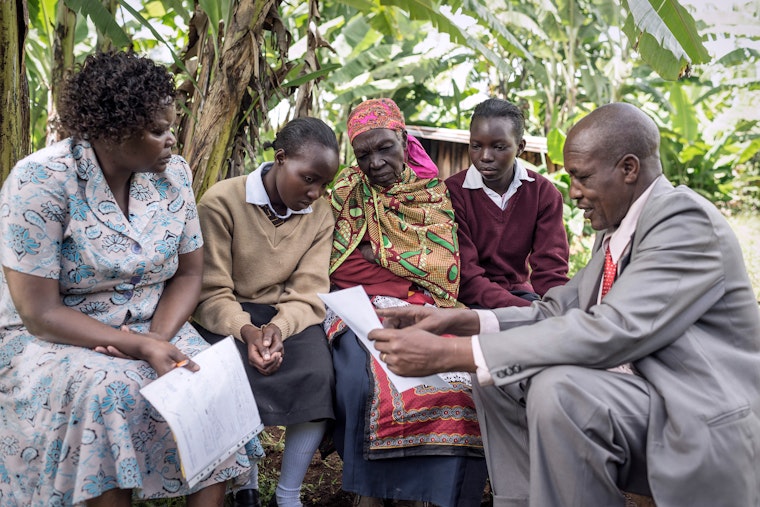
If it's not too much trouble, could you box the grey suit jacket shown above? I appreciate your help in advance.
[479,178,760,506]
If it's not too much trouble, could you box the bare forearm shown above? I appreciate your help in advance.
[150,272,201,339]
[151,248,203,339]
[445,337,477,372]
[439,308,482,336]
[24,305,152,357]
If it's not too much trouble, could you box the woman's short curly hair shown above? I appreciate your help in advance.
[58,50,176,143]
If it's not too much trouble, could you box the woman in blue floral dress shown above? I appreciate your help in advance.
[0,51,262,507]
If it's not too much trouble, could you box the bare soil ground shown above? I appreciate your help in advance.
[257,427,353,506]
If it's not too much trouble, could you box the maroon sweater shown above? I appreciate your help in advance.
[445,168,569,309]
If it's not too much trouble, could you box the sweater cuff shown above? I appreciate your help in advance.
[229,313,255,341]
[270,316,292,340]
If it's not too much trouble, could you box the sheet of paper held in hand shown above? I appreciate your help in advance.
[140,336,263,488]
[319,285,449,392]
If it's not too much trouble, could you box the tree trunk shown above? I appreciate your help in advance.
[181,0,278,199]
[0,0,29,181]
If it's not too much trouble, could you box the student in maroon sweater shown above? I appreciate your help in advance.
[445,98,569,308]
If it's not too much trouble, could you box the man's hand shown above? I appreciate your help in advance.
[369,327,476,376]
[242,323,284,375]
[377,306,480,336]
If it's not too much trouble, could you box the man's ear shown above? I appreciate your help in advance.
[620,154,640,183]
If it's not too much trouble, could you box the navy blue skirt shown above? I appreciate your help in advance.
[193,302,334,426]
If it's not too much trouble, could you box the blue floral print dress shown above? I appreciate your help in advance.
[0,139,263,506]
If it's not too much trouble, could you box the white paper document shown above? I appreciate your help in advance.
[319,285,449,392]
[140,336,262,488]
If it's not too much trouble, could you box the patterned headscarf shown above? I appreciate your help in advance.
[347,98,405,142]
[346,98,438,179]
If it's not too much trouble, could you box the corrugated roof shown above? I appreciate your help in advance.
[406,125,548,154]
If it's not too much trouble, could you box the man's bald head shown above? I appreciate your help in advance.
[567,102,662,179]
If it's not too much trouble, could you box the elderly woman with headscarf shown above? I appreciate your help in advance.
[325,98,488,507]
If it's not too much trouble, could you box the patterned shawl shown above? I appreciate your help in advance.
[330,165,461,307]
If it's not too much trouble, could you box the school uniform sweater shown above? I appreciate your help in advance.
[445,168,569,309]
[193,175,334,341]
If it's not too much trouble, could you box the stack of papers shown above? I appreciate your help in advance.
[141,336,263,487]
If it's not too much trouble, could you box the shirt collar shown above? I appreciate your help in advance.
[245,162,312,218]
[463,160,535,210]
[603,175,664,263]
[462,160,534,190]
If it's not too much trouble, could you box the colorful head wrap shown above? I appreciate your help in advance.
[347,98,438,179]
[347,98,405,142]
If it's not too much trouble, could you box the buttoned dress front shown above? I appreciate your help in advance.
[0,139,263,507]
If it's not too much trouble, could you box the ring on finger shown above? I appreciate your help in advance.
[381,352,388,362]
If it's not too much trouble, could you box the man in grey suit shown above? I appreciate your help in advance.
[369,102,760,507]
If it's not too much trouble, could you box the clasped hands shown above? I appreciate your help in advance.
[241,322,284,375]
[369,305,480,377]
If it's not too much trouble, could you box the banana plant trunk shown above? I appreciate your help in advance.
[181,0,277,199]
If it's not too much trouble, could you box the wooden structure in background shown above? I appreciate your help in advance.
[406,125,556,181]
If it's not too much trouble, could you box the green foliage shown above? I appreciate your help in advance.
[531,162,594,277]
[546,128,566,166]
[620,0,709,80]
[653,80,760,206]
[64,0,130,47]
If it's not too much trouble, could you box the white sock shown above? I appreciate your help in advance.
[275,484,301,507]
[275,421,327,507]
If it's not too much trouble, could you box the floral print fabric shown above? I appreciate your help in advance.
[0,139,263,506]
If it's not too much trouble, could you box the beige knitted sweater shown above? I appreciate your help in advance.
[192,175,334,341]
